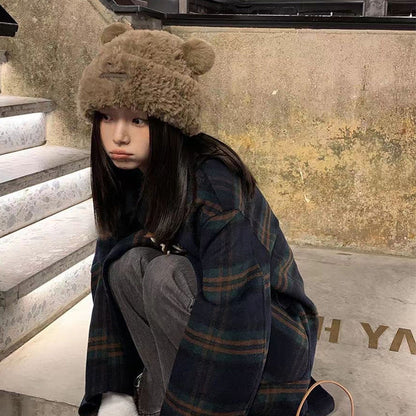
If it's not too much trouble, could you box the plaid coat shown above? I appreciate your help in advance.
[78,157,334,416]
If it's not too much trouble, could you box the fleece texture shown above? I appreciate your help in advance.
[76,22,215,136]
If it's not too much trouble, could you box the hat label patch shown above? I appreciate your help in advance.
[99,72,128,79]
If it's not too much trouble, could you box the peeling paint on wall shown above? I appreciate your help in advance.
[217,106,416,256]
[172,26,416,257]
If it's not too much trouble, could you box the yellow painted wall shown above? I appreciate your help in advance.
[167,26,416,257]
[0,1,414,256]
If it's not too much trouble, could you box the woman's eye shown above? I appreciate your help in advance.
[133,118,147,126]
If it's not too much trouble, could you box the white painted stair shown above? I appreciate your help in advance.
[0,95,55,155]
[0,94,96,374]
[0,165,91,237]
[0,48,96,415]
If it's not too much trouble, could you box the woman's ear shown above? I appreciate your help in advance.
[180,38,215,76]
[100,22,133,45]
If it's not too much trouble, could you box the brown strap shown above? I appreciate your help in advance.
[296,379,354,416]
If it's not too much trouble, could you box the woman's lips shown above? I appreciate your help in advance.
[111,153,133,160]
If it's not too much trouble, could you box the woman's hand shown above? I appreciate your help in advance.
[97,392,139,416]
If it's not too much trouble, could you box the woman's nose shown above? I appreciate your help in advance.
[113,122,130,144]
[113,135,130,145]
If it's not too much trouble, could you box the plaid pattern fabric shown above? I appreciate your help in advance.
[78,158,334,416]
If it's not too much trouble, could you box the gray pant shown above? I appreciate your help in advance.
[107,246,198,416]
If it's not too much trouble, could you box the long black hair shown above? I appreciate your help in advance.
[90,110,257,244]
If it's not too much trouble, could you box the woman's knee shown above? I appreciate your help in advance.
[108,246,163,295]
[142,254,197,314]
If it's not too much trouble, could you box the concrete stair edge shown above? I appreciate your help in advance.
[0,254,94,361]
[0,168,92,238]
[0,289,90,362]
[0,111,46,156]
[0,141,46,157]
[0,199,97,307]
[0,144,90,197]
[0,95,57,118]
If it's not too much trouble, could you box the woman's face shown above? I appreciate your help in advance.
[99,106,150,173]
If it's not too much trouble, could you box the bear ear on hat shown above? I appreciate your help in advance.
[180,38,215,76]
[101,22,133,45]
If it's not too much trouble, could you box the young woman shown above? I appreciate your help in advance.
[76,22,335,416]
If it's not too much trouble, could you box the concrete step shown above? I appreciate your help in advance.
[0,95,56,118]
[0,167,91,238]
[0,199,96,308]
[0,95,56,155]
[0,144,90,197]
[0,390,78,416]
[0,254,94,362]
[0,112,46,156]
[0,294,91,415]
[0,246,414,416]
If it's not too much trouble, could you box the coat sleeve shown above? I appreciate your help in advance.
[79,230,162,416]
[160,208,271,416]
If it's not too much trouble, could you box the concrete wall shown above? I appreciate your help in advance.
[166,26,416,257]
[0,1,415,256]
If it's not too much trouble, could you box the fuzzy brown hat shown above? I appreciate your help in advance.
[76,22,215,136]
